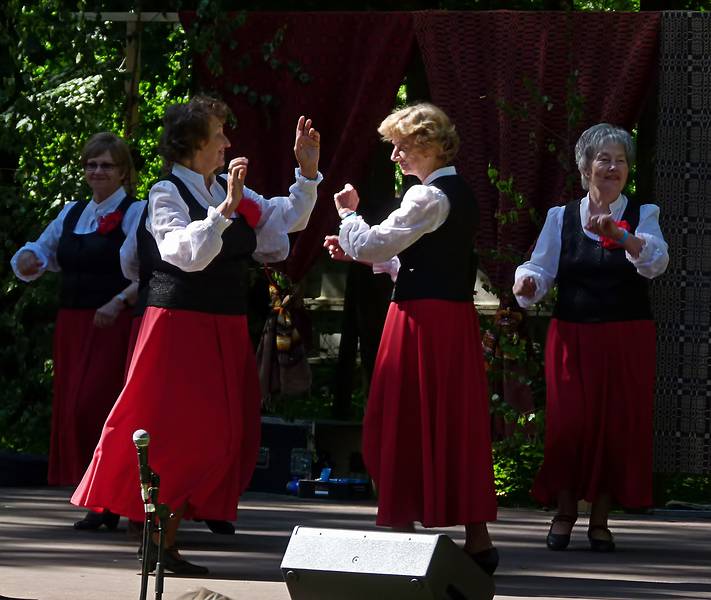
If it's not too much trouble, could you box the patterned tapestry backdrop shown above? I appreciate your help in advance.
[651,12,711,474]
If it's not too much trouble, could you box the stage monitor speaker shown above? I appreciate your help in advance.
[280,526,495,600]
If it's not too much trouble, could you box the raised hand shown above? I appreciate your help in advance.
[513,275,537,299]
[294,116,320,180]
[333,183,360,218]
[220,157,248,218]
[323,235,353,262]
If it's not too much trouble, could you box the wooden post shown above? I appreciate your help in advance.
[124,17,142,140]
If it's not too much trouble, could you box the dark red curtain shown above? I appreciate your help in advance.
[414,11,661,290]
[182,11,661,289]
[181,12,416,281]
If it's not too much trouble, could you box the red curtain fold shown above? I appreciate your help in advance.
[414,10,661,290]
[181,11,416,281]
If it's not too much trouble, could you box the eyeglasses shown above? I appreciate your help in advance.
[84,161,117,172]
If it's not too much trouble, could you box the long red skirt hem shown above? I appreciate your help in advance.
[532,318,656,508]
[71,307,261,522]
[49,308,132,486]
[364,300,497,528]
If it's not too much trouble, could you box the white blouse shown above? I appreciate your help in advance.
[11,187,145,283]
[339,166,456,280]
[513,194,669,309]
[136,163,322,276]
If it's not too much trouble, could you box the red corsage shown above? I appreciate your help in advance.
[97,210,124,235]
[600,219,630,250]
[237,198,262,228]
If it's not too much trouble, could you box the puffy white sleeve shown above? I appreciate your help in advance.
[148,180,232,273]
[338,184,450,264]
[10,202,75,282]
[119,201,147,282]
[372,257,401,282]
[513,206,565,308]
[629,204,669,279]
[247,168,322,263]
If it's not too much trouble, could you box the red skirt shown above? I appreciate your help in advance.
[71,306,262,522]
[123,315,143,382]
[532,318,656,508]
[49,308,133,486]
[363,299,497,528]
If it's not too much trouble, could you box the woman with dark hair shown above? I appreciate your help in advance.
[72,95,321,574]
[325,103,498,576]
[513,123,669,552]
[11,132,142,529]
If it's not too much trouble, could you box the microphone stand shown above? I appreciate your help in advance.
[135,432,171,600]
[138,469,154,600]
[139,467,172,600]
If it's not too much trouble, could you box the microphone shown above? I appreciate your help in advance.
[132,429,151,503]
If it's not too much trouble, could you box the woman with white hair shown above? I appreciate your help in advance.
[513,123,669,552]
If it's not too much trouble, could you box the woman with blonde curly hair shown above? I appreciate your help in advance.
[325,102,498,576]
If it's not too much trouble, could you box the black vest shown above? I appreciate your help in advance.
[133,203,151,317]
[144,174,257,315]
[553,198,652,323]
[392,174,478,302]
[57,195,134,309]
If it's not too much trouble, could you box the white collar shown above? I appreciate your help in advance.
[423,165,456,185]
[581,193,627,220]
[172,163,215,188]
[90,187,127,213]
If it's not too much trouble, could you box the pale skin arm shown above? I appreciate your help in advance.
[324,183,362,262]
[585,213,643,258]
[333,183,359,217]
[217,158,248,218]
[324,235,355,262]
[15,250,43,278]
[93,281,139,328]
[512,275,537,298]
[294,116,320,179]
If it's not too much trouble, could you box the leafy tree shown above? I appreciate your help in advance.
[0,0,189,452]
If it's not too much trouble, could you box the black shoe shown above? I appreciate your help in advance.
[466,547,499,576]
[161,547,210,575]
[140,540,209,575]
[74,510,120,531]
[587,526,615,552]
[204,519,235,535]
[546,514,576,550]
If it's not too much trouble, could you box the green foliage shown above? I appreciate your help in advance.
[493,423,545,505]
[654,473,711,505]
[262,360,369,422]
[0,1,191,452]
[481,71,587,504]
[480,307,548,504]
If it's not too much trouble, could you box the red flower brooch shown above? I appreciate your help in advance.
[237,198,262,228]
[97,210,124,235]
[600,219,630,250]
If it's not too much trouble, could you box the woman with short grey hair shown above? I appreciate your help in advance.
[512,122,668,552]
[575,123,636,190]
